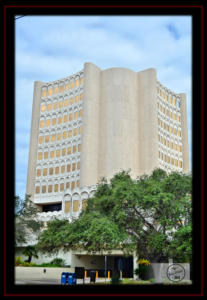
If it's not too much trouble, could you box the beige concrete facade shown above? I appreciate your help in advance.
[26,62,189,211]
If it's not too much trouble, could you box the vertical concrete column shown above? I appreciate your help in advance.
[80,63,101,187]
[179,93,190,173]
[137,69,159,175]
[99,67,139,181]
[26,81,43,200]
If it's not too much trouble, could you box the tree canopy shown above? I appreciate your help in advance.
[15,194,42,246]
[37,169,192,262]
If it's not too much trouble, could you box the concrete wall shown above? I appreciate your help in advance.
[26,81,43,200]
[15,267,75,281]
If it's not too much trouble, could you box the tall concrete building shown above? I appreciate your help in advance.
[26,62,189,220]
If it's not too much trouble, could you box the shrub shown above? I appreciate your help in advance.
[15,256,24,266]
[50,258,65,267]
[149,278,155,283]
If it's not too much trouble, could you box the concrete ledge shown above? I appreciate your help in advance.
[15,267,75,281]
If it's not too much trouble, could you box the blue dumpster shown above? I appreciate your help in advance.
[61,272,68,285]
[68,273,77,285]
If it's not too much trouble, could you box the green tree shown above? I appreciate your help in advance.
[22,245,39,263]
[37,169,192,262]
[15,194,42,246]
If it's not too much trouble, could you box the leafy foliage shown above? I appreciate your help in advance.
[37,169,192,262]
[15,194,42,246]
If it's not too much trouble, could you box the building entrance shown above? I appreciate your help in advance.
[114,256,133,278]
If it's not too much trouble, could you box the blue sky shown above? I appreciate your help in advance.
[15,16,192,199]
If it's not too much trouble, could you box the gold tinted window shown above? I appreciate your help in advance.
[41,105,46,112]
[65,83,69,91]
[48,185,53,193]
[53,102,58,110]
[49,167,53,175]
[47,103,52,111]
[46,119,50,127]
[75,95,79,103]
[68,130,72,138]
[43,168,47,176]
[171,158,174,165]
[79,126,82,135]
[71,181,75,190]
[179,161,182,168]
[54,184,58,192]
[74,128,77,136]
[63,131,67,139]
[64,115,68,123]
[60,183,64,191]
[72,163,76,171]
[54,87,58,94]
[70,98,74,105]
[174,128,177,135]
[37,169,41,177]
[74,112,78,120]
[69,113,73,121]
[42,90,47,97]
[57,133,61,140]
[82,200,87,210]
[67,147,71,155]
[80,93,83,100]
[39,136,43,144]
[73,200,79,212]
[58,116,62,124]
[73,145,77,153]
[42,185,46,193]
[65,201,70,213]
[55,166,59,174]
[40,120,45,128]
[38,152,42,160]
[48,88,53,96]
[77,180,80,187]
[35,186,40,194]
[175,159,178,166]
[174,144,177,151]
[59,100,63,108]
[52,118,56,126]
[70,81,74,89]
[79,110,83,117]
[67,164,71,172]
[75,79,79,87]
[56,149,60,157]
[78,144,81,152]
[50,150,55,158]
[64,99,69,107]
[77,162,80,169]
[51,134,56,142]
[179,145,182,152]
[45,135,50,143]
[62,148,66,156]
[44,152,48,159]
[66,182,70,189]
[61,165,65,173]
[59,85,64,93]
[80,77,84,85]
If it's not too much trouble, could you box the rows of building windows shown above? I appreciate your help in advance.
[157,103,181,122]
[158,135,182,152]
[35,180,80,194]
[41,77,84,98]
[158,151,183,168]
[40,112,83,128]
[40,93,83,112]
[157,86,180,108]
[38,127,82,144]
[37,144,81,160]
[158,119,182,137]
[36,162,81,177]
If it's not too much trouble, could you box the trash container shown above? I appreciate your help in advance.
[61,272,68,285]
[68,273,77,285]
[90,270,96,283]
